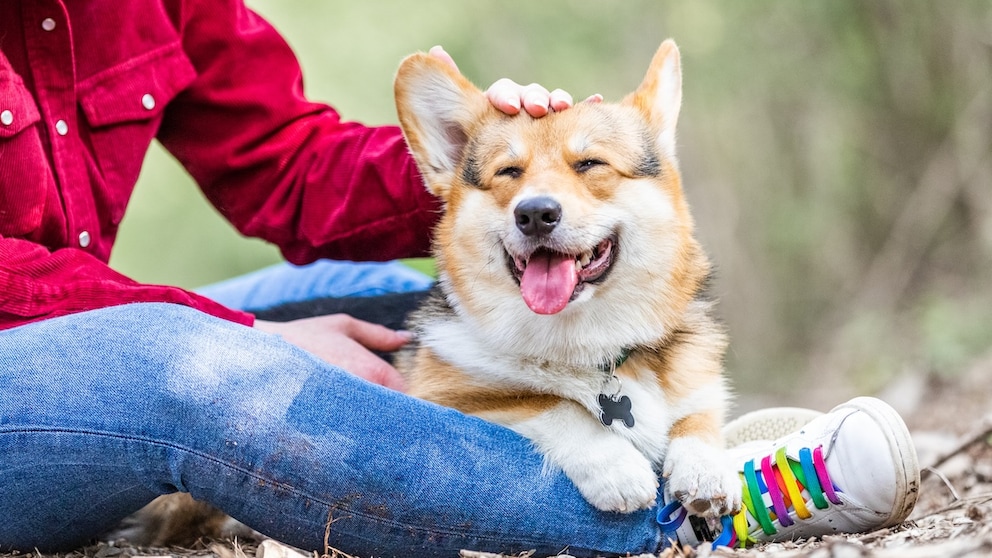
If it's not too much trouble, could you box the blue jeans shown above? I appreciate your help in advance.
[194,260,437,311]
[0,262,664,556]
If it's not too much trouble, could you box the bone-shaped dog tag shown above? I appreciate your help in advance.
[599,393,635,428]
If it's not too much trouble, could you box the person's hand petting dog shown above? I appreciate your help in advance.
[254,315,412,391]
[430,45,603,116]
[254,45,596,392]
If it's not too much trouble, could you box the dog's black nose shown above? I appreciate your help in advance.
[514,196,562,236]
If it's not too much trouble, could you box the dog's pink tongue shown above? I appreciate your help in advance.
[520,251,578,315]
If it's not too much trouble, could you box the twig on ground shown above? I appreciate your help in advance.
[928,413,992,470]
[313,508,355,558]
[913,493,992,521]
[924,465,964,503]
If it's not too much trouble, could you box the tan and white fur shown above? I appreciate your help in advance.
[394,39,741,517]
[119,40,738,545]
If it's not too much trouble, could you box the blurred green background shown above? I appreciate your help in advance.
[109,1,992,410]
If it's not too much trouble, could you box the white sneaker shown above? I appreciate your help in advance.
[662,397,921,548]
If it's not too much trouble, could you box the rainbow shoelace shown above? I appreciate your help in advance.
[658,444,843,549]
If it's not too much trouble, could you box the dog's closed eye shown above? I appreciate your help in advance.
[495,166,524,179]
[575,159,607,173]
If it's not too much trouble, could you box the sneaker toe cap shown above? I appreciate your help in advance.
[825,400,919,527]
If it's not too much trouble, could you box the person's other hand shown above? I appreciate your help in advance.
[428,45,603,118]
[254,315,410,391]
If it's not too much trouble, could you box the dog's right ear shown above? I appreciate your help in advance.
[394,53,489,199]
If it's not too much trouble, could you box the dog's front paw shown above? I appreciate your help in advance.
[663,437,741,518]
[565,447,659,513]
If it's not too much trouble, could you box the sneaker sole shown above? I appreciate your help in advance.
[831,396,921,528]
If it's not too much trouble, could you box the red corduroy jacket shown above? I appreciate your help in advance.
[0,0,440,330]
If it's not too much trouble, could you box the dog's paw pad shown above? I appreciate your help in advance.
[683,493,738,517]
[665,438,742,518]
[686,497,713,515]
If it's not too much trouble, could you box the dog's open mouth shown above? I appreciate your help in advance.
[508,235,617,315]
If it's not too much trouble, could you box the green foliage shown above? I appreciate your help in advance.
[109,0,992,402]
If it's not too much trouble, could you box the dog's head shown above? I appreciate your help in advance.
[395,40,710,353]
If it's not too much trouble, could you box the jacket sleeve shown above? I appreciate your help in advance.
[0,235,254,328]
[156,0,440,265]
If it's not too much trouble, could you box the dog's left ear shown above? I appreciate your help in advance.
[623,39,682,158]
[394,53,490,199]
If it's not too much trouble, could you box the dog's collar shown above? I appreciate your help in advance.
[597,347,632,374]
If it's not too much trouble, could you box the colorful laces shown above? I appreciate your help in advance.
[658,444,842,549]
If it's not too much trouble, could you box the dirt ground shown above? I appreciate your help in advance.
[4,353,990,558]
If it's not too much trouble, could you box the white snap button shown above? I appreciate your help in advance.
[55,119,68,136]
[41,18,56,31]
[78,230,91,248]
[0,110,12,126]
[141,93,156,111]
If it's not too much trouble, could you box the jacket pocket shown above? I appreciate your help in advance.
[77,42,196,224]
[0,68,51,236]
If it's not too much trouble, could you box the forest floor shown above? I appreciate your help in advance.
[4,353,990,558]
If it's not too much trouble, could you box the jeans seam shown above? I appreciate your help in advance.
[2,426,299,492]
[1,427,555,547]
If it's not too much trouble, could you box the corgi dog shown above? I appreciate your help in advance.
[394,39,740,517]
[119,39,738,547]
